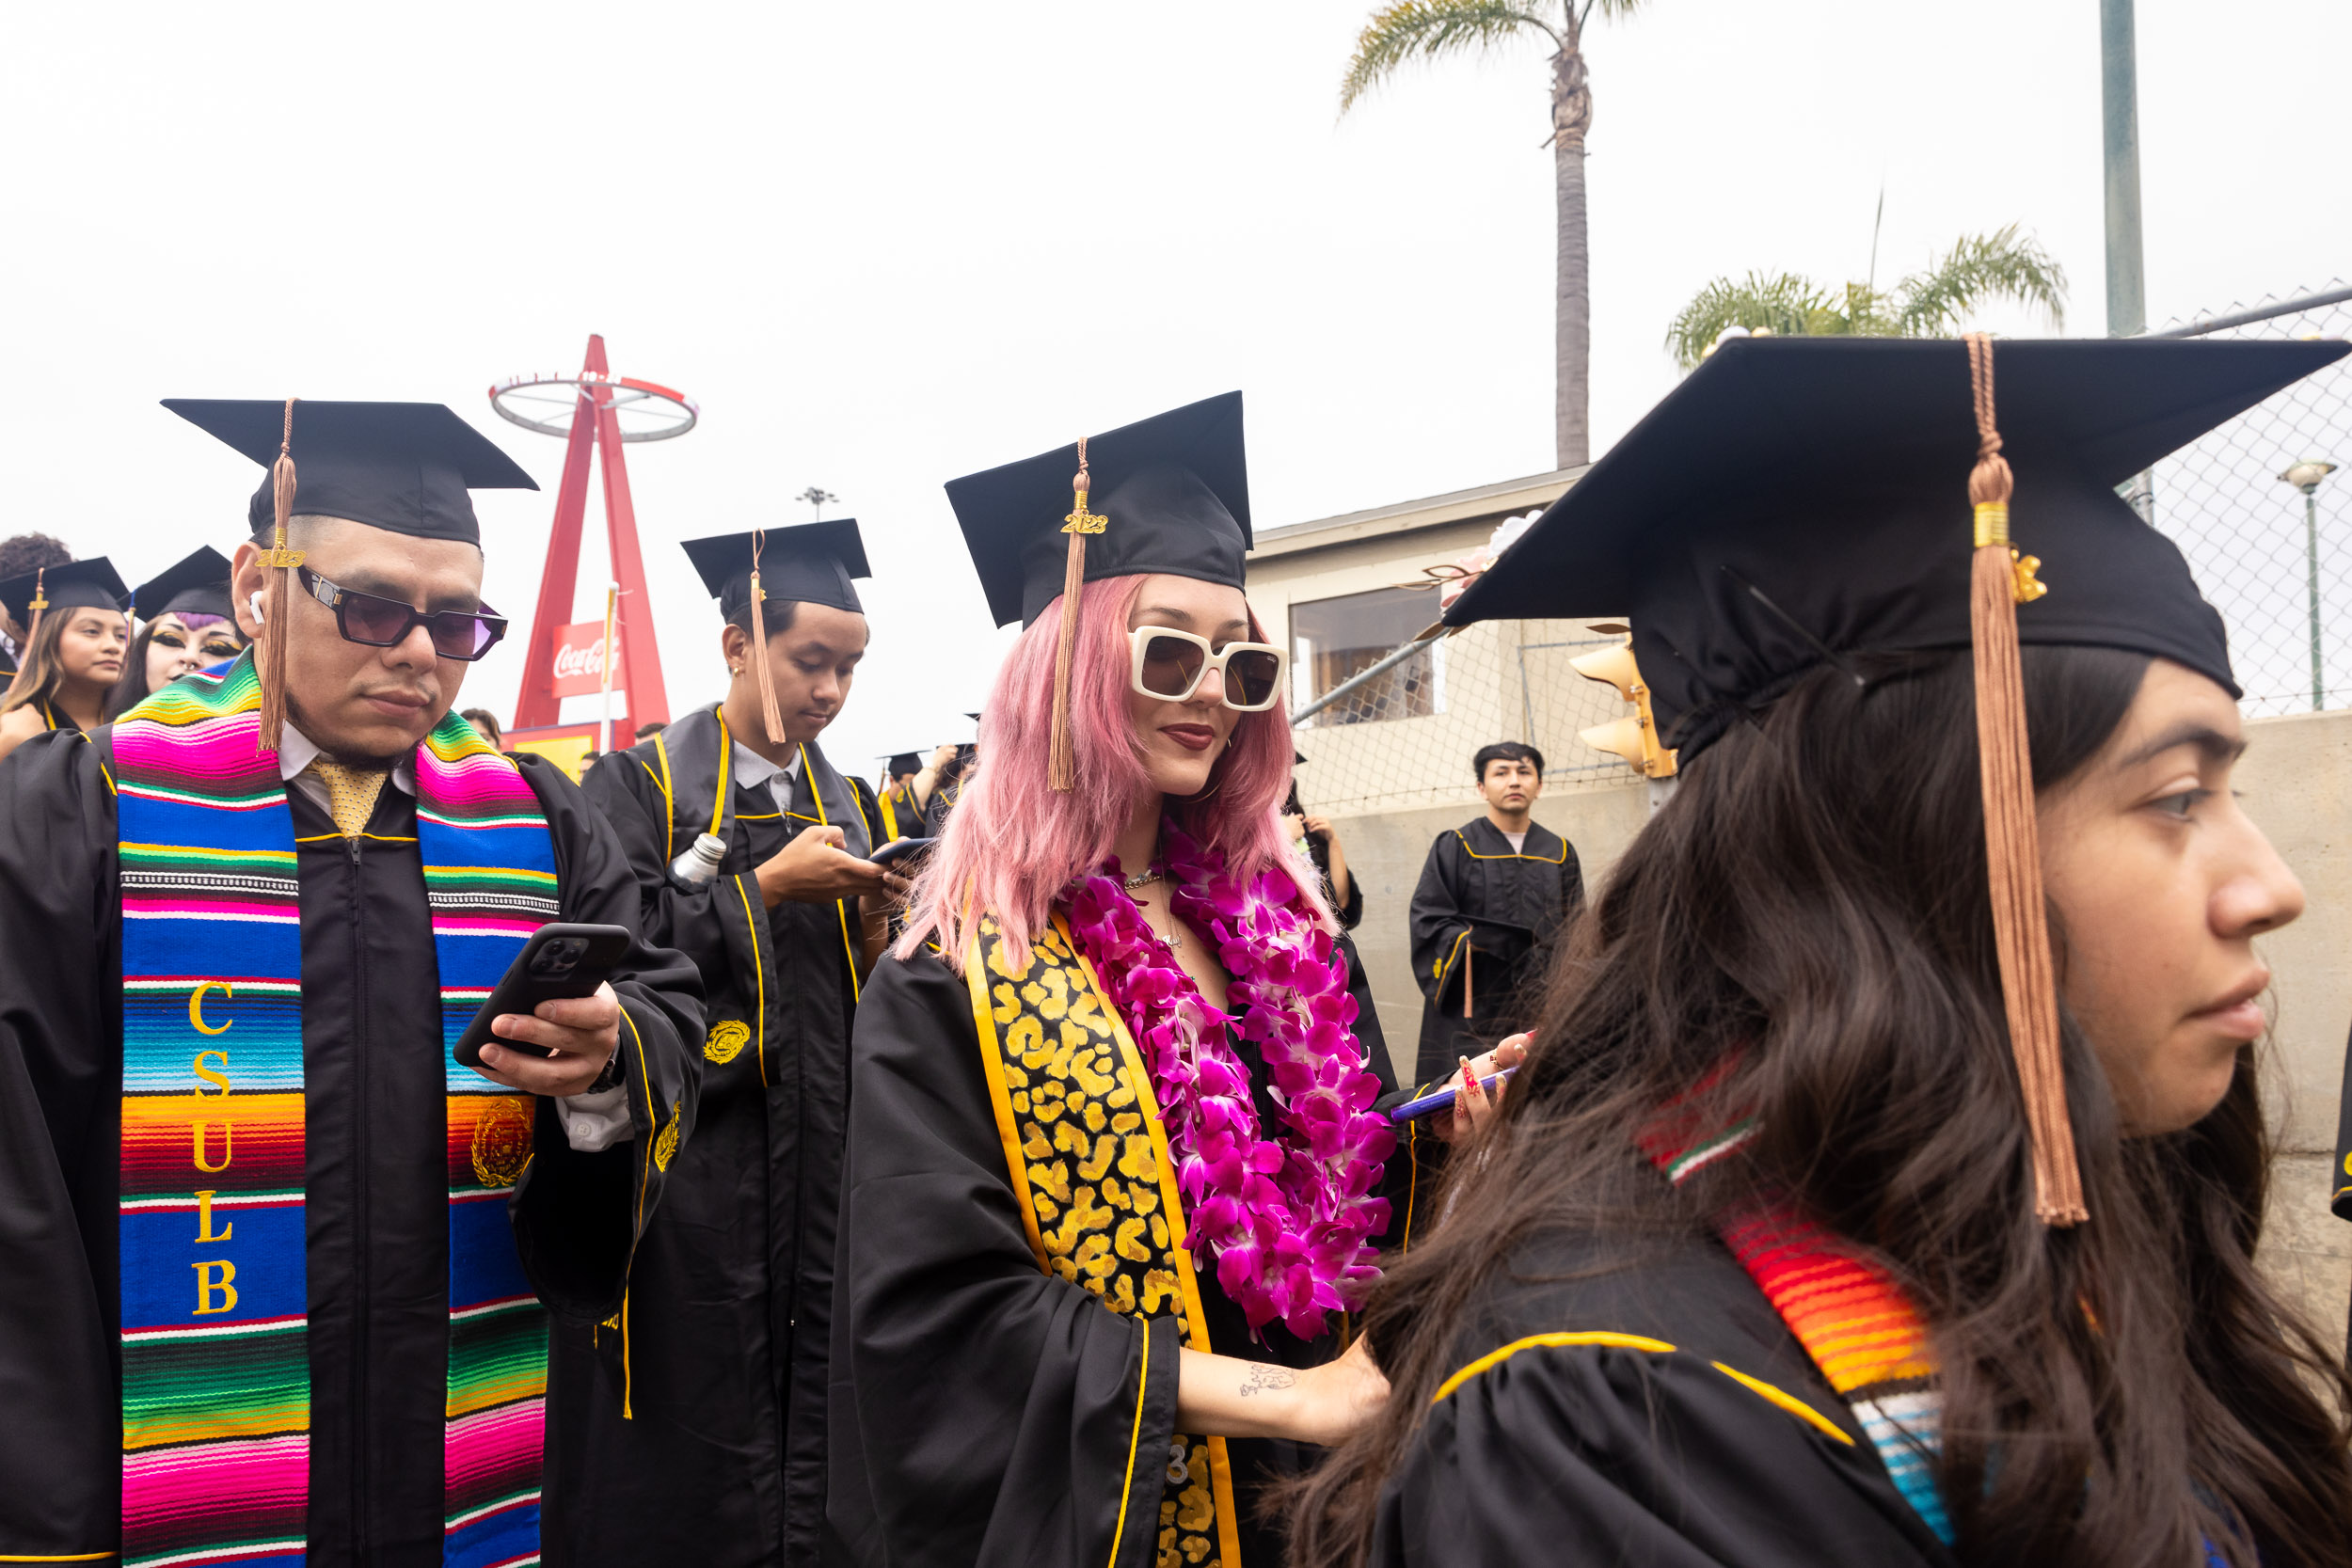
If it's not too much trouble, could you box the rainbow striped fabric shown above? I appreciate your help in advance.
[114,655,561,1568]
[1642,1117,1954,1545]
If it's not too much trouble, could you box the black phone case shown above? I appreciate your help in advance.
[870,836,937,867]
[451,922,634,1070]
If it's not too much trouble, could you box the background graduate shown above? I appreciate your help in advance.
[0,399,703,1568]
[1290,336,2352,1568]
[1406,739,1581,1085]
[831,392,1414,1568]
[103,545,250,721]
[0,557,130,760]
[559,521,896,1565]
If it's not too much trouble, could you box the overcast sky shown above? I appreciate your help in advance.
[4,0,2344,770]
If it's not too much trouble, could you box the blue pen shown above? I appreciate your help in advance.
[1388,1065,1518,1124]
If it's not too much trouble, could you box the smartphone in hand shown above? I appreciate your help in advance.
[869,836,937,868]
[452,922,633,1070]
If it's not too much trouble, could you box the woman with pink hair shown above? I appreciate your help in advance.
[829,395,1429,1568]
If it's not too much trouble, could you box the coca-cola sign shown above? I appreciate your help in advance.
[549,619,623,698]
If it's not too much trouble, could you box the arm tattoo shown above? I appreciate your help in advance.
[1236,1364,1297,1399]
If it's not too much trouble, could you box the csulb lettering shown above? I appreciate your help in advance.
[192,1259,238,1316]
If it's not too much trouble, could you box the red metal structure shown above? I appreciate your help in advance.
[490,335,698,766]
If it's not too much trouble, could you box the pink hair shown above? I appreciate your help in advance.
[899,573,1325,973]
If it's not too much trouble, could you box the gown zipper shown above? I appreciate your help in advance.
[345,831,371,1560]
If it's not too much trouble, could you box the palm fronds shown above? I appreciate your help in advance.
[1340,0,1559,113]
[1893,224,2068,337]
[1666,223,2070,369]
[1664,272,1835,369]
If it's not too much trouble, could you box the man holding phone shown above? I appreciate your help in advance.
[0,401,704,1568]
[565,523,901,1566]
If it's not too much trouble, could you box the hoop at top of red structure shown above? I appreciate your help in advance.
[493,333,693,775]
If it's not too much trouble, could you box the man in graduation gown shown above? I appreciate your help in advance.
[557,522,898,1566]
[1408,740,1582,1085]
[0,400,702,1568]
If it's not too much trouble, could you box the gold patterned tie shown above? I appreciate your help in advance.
[306,759,390,838]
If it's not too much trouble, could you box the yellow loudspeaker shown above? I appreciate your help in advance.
[1580,716,1648,768]
[1568,637,1679,779]
[1568,642,1643,699]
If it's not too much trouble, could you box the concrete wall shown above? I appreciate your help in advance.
[1324,703,2352,1335]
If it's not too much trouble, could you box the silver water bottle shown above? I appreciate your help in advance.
[670,832,726,886]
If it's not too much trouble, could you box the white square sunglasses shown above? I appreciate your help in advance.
[1128,626,1288,712]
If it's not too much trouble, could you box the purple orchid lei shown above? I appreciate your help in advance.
[1063,820,1395,1339]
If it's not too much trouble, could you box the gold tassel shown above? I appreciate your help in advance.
[746,529,787,746]
[1049,436,1104,793]
[255,398,305,755]
[1964,333,2085,1227]
[4,567,48,700]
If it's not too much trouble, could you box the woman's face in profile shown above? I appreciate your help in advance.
[2039,658,2303,1134]
[1124,573,1249,800]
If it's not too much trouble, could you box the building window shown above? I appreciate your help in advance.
[1290,584,1443,727]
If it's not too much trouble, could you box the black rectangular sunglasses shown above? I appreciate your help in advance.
[297,566,508,661]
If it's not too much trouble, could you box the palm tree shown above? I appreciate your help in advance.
[1342,1,1648,470]
[1664,224,2069,370]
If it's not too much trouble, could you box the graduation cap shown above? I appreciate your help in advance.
[1445,332,2352,1228]
[132,546,235,623]
[681,522,868,620]
[0,557,128,698]
[161,398,539,750]
[680,521,869,744]
[945,391,1252,787]
[162,399,538,546]
[883,752,922,778]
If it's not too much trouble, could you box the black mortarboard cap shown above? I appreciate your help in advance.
[680,522,869,618]
[0,557,129,625]
[160,400,539,545]
[885,752,922,776]
[133,546,235,622]
[946,391,1252,627]
[1445,336,2351,759]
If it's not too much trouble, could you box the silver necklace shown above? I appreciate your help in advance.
[1123,868,1161,890]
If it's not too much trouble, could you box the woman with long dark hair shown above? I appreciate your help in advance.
[1292,337,2352,1568]
[0,558,129,763]
[830,395,1414,1568]
[101,546,247,721]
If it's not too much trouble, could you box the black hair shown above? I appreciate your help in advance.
[1292,647,2352,1568]
[0,532,71,583]
[1472,740,1544,780]
[724,597,800,641]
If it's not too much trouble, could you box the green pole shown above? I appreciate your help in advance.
[2102,0,2153,520]
[2310,490,2326,710]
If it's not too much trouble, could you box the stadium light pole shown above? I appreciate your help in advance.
[2102,0,2153,521]
[2283,460,2339,710]
[798,486,838,522]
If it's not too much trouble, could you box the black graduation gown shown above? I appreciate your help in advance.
[1368,1227,1955,1567]
[1407,818,1581,1086]
[828,930,1406,1568]
[0,725,702,1567]
[554,705,869,1566]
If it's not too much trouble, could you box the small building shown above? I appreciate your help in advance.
[1248,465,1654,1066]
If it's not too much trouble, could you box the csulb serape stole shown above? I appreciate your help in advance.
[1642,1114,1953,1545]
[115,654,561,1568]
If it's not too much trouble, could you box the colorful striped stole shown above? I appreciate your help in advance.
[1641,1117,1955,1545]
[115,655,562,1568]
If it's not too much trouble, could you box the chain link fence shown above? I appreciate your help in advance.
[1290,611,1638,817]
[1288,285,2352,814]
[2148,281,2352,718]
